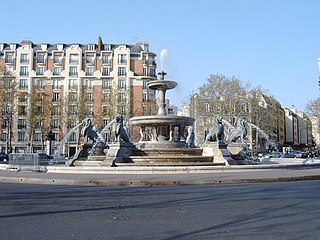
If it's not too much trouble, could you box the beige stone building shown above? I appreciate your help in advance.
[0,37,157,155]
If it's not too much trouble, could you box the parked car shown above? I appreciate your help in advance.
[0,152,8,162]
[38,153,53,160]
[264,151,282,158]
[283,150,308,158]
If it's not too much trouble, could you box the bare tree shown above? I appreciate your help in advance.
[0,68,18,154]
[305,98,320,140]
[190,74,250,143]
[27,85,52,153]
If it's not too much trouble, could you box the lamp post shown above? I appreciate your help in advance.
[46,129,55,156]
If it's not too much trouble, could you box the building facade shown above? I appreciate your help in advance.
[0,37,158,155]
[189,92,313,153]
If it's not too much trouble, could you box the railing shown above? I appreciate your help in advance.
[8,153,65,171]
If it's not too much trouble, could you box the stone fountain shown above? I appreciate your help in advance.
[127,71,218,165]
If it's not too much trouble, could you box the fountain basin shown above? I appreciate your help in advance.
[130,115,195,148]
[147,80,177,90]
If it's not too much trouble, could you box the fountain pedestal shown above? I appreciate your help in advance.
[201,143,237,165]
[102,142,135,166]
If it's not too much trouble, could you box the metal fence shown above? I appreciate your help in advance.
[9,153,42,172]
[8,153,66,172]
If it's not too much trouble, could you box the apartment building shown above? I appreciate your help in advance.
[0,37,157,155]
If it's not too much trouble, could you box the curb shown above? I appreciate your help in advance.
[1,174,320,187]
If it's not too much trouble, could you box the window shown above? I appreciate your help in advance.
[54,133,60,141]
[36,67,45,75]
[19,79,27,89]
[37,53,46,64]
[102,93,109,102]
[35,79,44,89]
[102,67,110,76]
[5,66,13,74]
[86,55,94,64]
[69,105,77,114]
[51,119,59,128]
[150,68,155,77]
[69,79,77,90]
[85,67,94,76]
[53,67,61,76]
[118,92,126,102]
[34,133,42,142]
[68,93,77,102]
[102,80,109,89]
[19,93,27,102]
[20,66,28,76]
[69,66,78,76]
[52,93,60,102]
[87,45,95,51]
[118,54,127,64]
[18,106,27,116]
[143,80,147,90]
[119,105,126,115]
[85,106,93,116]
[1,132,7,141]
[85,93,93,101]
[118,67,126,76]
[53,55,62,64]
[52,106,60,115]
[143,68,147,76]
[143,93,148,102]
[18,119,26,129]
[52,80,61,90]
[18,132,26,142]
[118,79,126,89]
[69,54,79,64]
[5,53,14,64]
[85,79,94,90]
[102,105,108,115]
[20,53,29,63]
[102,55,110,64]
[69,132,77,141]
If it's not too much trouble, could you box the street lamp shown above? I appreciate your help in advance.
[46,129,56,155]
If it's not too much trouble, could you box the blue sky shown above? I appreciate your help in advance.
[2,0,320,111]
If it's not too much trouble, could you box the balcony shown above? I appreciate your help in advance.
[20,59,29,64]
[69,72,78,76]
[19,71,29,77]
[118,60,127,65]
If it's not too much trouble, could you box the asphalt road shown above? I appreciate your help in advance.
[0,181,319,240]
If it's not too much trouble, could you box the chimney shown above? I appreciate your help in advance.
[98,36,104,51]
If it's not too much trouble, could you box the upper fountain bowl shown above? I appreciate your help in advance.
[147,80,177,91]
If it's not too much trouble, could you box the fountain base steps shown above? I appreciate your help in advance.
[123,155,215,164]
[131,147,203,156]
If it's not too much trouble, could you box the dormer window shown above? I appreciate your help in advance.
[5,53,14,64]
[87,44,95,51]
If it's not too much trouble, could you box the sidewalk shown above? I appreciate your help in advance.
[1,162,320,186]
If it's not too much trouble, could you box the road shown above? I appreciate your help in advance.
[0,181,319,240]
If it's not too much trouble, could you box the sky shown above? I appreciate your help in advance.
[2,0,320,112]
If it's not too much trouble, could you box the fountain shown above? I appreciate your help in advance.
[127,71,218,165]
[247,122,278,150]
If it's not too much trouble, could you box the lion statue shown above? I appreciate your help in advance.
[81,118,98,142]
[205,114,224,143]
[112,114,130,143]
[227,118,247,143]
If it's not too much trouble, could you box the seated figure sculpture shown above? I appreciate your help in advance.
[205,114,224,143]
